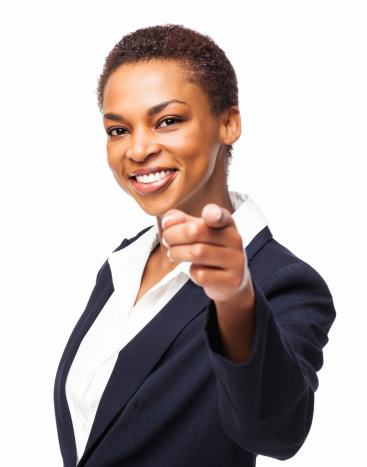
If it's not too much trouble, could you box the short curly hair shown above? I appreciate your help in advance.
[97,24,239,160]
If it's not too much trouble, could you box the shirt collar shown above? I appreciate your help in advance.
[230,192,268,249]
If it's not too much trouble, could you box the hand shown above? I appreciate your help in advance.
[163,204,256,363]
[162,204,250,304]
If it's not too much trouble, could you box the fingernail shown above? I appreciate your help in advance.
[214,206,222,221]
[167,249,174,262]
[162,237,170,248]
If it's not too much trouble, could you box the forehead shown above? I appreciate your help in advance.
[102,60,210,114]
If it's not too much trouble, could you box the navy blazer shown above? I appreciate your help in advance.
[54,227,335,466]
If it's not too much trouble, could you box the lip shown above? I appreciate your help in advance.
[131,169,177,195]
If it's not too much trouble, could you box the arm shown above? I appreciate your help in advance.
[205,259,335,459]
[163,205,335,460]
[163,204,256,363]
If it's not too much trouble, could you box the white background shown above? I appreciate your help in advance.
[1,1,366,465]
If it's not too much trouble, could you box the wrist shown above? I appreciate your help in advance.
[214,277,256,364]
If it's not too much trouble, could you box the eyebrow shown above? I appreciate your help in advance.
[103,100,187,122]
[147,100,187,116]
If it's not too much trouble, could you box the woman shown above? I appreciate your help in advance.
[55,25,335,466]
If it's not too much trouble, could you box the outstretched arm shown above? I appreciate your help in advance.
[163,204,335,459]
[162,203,256,363]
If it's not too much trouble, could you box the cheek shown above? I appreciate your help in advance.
[112,172,130,195]
[107,144,125,174]
[178,130,222,173]
[106,145,130,193]
[106,143,117,169]
[107,153,117,173]
[174,126,219,159]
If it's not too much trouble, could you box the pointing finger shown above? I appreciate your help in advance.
[201,204,234,229]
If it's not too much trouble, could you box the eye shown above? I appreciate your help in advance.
[107,127,129,137]
[157,117,182,128]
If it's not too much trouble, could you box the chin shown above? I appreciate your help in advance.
[131,198,172,218]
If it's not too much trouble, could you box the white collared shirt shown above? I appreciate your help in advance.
[66,193,267,463]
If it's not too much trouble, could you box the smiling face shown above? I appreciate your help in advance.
[103,60,239,218]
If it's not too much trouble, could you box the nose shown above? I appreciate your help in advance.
[126,127,160,162]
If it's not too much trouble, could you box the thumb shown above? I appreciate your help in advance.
[201,204,234,229]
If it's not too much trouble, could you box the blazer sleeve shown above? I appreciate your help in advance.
[204,253,336,460]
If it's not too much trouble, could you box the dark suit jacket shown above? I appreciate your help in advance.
[54,226,335,466]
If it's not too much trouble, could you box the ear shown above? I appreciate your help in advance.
[220,106,242,145]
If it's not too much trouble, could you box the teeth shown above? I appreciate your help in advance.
[135,170,175,184]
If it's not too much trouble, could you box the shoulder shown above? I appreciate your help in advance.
[248,228,333,302]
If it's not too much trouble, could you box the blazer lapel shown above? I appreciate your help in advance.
[246,226,273,263]
[82,279,209,460]
[54,262,114,467]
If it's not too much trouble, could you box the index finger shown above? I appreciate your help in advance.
[201,204,235,229]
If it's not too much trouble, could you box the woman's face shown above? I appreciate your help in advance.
[102,60,231,218]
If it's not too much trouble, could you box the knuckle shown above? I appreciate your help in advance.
[191,243,205,259]
[237,254,245,270]
[233,274,244,289]
[195,268,207,283]
[232,233,243,249]
[229,267,244,289]
[185,222,199,240]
